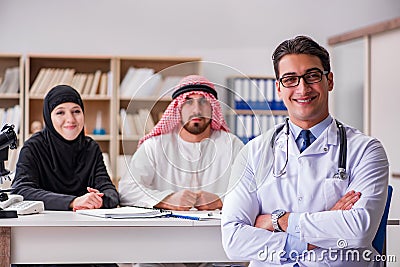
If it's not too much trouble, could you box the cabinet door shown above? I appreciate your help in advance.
[370,29,400,266]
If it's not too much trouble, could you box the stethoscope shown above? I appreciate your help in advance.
[271,118,348,180]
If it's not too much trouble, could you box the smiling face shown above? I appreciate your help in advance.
[276,54,334,129]
[51,102,84,141]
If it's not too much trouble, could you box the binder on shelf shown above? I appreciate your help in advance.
[266,79,274,110]
[253,114,262,137]
[273,81,286,110]
[233,78,242,105]
[248,79,258,110]
[229,77,285,111]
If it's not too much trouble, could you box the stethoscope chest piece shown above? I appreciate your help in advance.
[333,168,348,180]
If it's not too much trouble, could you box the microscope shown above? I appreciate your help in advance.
[0,124,17,181]
[0,124,18,217]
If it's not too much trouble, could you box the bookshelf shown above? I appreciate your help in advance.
[226,76,288,143]
[24,54,117,179]
[0,54,24,173]
[116,56,202,181]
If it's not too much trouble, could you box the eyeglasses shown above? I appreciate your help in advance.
[279,69,329,88]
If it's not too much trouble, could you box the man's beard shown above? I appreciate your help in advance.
[182,118,211,135]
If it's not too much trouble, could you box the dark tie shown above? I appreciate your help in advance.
[300,129,312,152]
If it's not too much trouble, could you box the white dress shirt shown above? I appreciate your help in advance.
[221,118,388,266]
[119,129,244,207]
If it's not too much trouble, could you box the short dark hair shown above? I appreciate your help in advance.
[272,35,330,79]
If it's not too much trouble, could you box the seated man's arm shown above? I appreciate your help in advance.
[154,189,198,211]
[195,190,222,210]
[118,141,174,208]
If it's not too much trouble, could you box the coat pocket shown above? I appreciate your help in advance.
[323,177,349,210]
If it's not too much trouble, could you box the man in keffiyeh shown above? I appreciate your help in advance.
[119,75,244,211]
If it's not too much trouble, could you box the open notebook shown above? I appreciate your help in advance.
[76,206,171,219]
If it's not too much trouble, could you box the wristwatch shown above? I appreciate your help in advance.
[271,209,286,232]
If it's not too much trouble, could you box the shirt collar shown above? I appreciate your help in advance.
[289,114,333,140]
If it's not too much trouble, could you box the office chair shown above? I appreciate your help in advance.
[372,185,393,254]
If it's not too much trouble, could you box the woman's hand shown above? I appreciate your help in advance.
[71,187,104,211]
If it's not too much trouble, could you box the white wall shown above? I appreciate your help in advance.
[0,0,399,78]
[330,39,365,131]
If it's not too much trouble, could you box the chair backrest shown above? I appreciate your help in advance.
[372,185,393,254]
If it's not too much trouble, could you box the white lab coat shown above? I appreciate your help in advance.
[222,120,389,266]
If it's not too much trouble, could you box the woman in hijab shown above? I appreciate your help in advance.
[12,84,119,211]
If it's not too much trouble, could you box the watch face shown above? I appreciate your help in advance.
[272,209,285,232]
[273,209,286,217]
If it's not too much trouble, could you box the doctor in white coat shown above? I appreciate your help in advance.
[221,35,389,266]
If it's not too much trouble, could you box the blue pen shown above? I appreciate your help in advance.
[168,214,200,220]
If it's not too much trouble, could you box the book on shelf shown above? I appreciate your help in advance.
[89,70,102,96]
[48,69,64,90]
[120,67,159,98]
[133,113,145,136]
[0,105,20,134]
[30,68,109,96]
[60,68,75,85]
[75,206,172,219]
[5,146,21,172]
[119,108,138,136]
[99,73,108,96]
[30,68,46,95]
[71,73,86,94]
[82,73,94,95]
[138,109,155,134]
[138,73,162,98]
[0,67,19,94]
[119,108,154,137]
[119,67,136,97]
